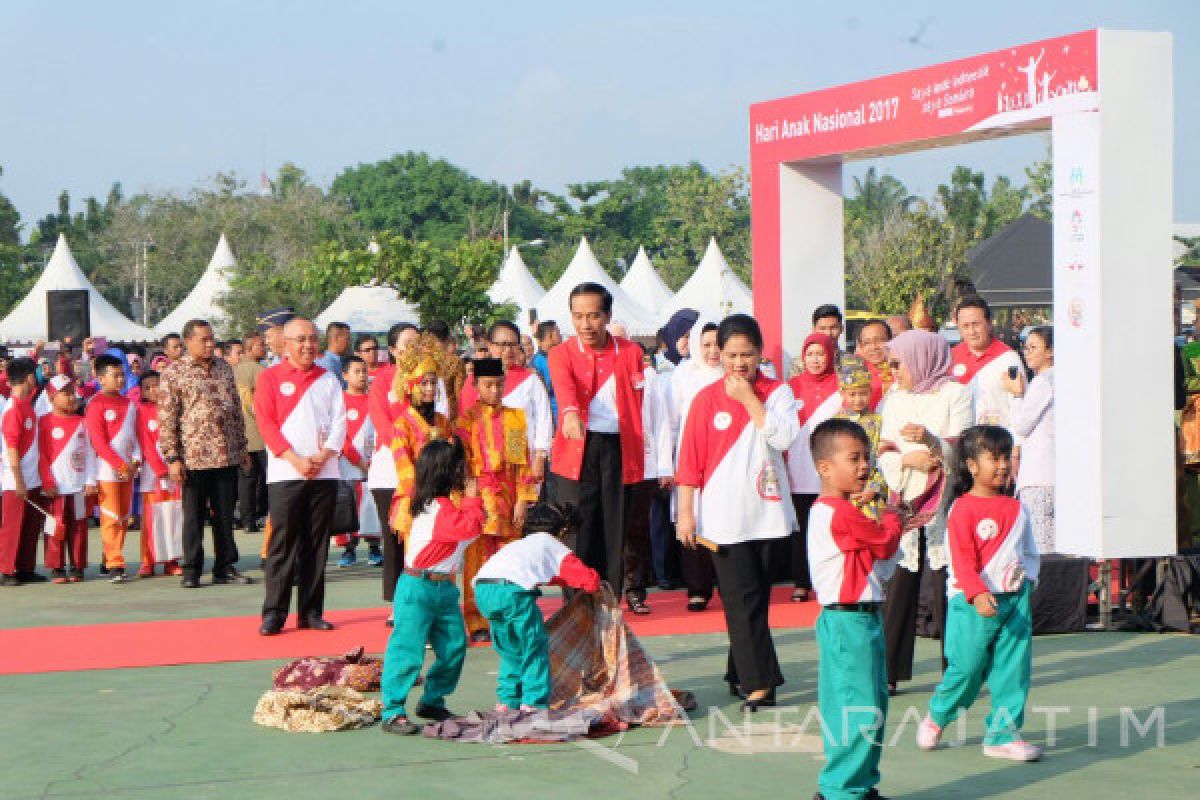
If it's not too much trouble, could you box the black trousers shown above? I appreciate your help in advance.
[181,466,239,580]
[553,432,628,596]
[713,539,784,694]
[262,479,336,621]
[238,450,268,529]
[372,488,402,603]
[789,493,818,589]
[883,529,948,684]
[649,490,682,587]
[622,479,656,600]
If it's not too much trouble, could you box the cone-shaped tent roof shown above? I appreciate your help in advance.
[619,246,673,310]
[314,283,420,334]
[0,234,157,344]
[533,238,658,336]
[659,238,752,325]
[154,233,237,336]
[488,247,546,331]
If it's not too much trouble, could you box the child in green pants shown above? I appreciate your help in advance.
[917,425,1042,762]
[381,437,484,735]
[473,502,600,711]
[807,419,904,800]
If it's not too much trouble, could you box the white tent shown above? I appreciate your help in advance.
[314,283,420,334]
[0,234,157,344]
[659,238,752,325]
[619,246,673,309]
[533,238,658,337]
[488,247,546,331]
[154,233,237,336]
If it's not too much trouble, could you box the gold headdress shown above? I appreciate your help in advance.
[393,332,453,405]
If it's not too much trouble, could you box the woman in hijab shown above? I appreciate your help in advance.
[784,332,842,602]
[877,330,974,694]
[664,315,724,610]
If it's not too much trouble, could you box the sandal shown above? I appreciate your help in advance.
[791,588,810,602]
[687,597,708,612]
[626,593,652,615]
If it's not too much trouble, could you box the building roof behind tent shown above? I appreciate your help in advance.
[533,237,658,337]
[487,246,546,330]
[153,233,237,336]
[658,237,752,325]
[313,283,420,334]
[619,246,674,310]
[0,233,158,344]
[966,213,1052,307]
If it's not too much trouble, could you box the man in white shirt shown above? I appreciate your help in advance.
[254,318,347,635]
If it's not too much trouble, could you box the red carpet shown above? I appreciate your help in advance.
[0,587,819,675]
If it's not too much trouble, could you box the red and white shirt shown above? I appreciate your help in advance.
[254,361,347,484]
[136,401,170,493]
[945,494,1041,600]
[340,392,374,481]
[83,393,140,483]
[2,395,41,491]
[951,339,1024,430]
[366,364,403,489]
[785,386,844,495]
[38,412,95,496]
[675,374,800,545]
[807,497,902,605]
[474,532,601,592]
[405,496,485,573]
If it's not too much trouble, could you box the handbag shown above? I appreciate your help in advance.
[330,480,360,535]
[151,496,184,562]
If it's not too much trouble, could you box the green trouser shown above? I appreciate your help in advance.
[474,581,552,709]
[381,573,467,721]
[817,608,888,800]
[929,581,1032,746]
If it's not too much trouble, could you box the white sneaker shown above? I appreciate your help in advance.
[916,715,943,750]
[983,740,1043,761]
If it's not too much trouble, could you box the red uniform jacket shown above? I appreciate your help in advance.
[547,335,645,484]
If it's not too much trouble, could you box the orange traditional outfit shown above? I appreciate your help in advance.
[387,347,454,540]
[455,402,538,635]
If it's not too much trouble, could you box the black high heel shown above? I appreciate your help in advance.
[741,689,776,712]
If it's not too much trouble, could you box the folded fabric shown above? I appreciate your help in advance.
[272,646,383,693]
[253,686,382,733]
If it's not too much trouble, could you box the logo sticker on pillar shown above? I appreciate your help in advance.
[1069,299,1084,329]
[713,411,732,431]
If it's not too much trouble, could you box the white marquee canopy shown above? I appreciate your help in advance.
[659,237,752,325]
[154,233,237,336]
[619,246,674,310]
[0,234,157,344]
[314,283,420,334]
[533,238,658,336]
[487,246,545,331]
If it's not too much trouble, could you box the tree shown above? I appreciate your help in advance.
[935,166,1029,244]
[653,165,751,287]
[845,167,915,229]
[1025,155,1053,220]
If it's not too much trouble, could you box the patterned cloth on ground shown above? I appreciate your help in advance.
[252,686,382,733]
[424,585,687,743]
[271,646,383,692]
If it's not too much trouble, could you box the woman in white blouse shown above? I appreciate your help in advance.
[1003,326,1055,553]
[877,330,974,694]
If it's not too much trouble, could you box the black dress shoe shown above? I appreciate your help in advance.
[180,576,200,589]
[259,617,284,636]
[298,616,334,631]
[213,569,254,585]
[382,715,420,735]
[415,703,457,722]
[16,571,48,583]
[741,690,777,713]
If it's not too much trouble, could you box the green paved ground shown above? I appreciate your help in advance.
[4,526,1199,798]
[2,629,1197,799]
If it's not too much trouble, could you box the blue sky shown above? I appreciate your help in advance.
[1,0,1196,233]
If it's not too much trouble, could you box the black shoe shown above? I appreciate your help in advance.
[385,616,394,628]
[213,569,253,585]
[382,715,420,735]
[0,573,20,587]
[180,576,200,589]
[469,630,491,644]
[741,690,776,713]
[68,568,85,582]
[245,525,261,533]
[16,571,48,583]
[259,616,284,636]
[865,790,890,800]
[297,616,334,631]
[415,703,457,722]
[729,682,742,698]
[687,597,709,612]
[98,560,109,575]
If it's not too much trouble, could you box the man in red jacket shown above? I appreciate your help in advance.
[547,282,646,596]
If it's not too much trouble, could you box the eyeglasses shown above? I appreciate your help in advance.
[358,345,378,353]
[888,360,902,370]
[286,335,320,343]
[490,340,522,349]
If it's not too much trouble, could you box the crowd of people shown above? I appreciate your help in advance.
[1,283,1061,799]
